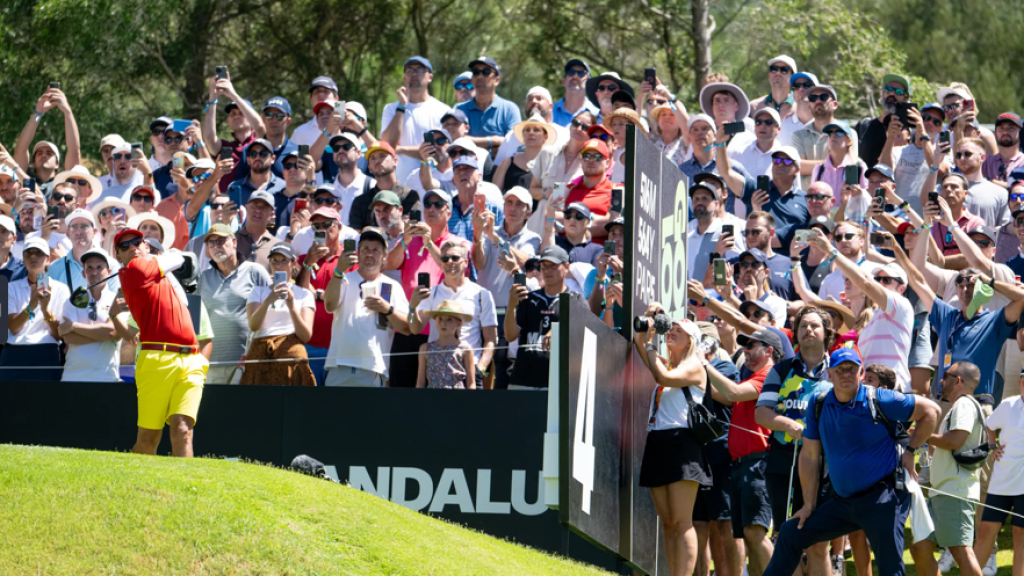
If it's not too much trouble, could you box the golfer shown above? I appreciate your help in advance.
[110,227,207,458]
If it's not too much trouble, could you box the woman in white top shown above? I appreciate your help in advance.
[2,237,70,380]
[973,372,1024,576]
[632,303,712,576]
[526,111,594,234]
[650,105,689,166]
[240,244,316,386]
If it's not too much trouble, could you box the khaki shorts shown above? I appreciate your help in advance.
[136,350,208,430]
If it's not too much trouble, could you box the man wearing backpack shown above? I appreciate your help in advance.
[763,347,940,576]
[910,361,987,576]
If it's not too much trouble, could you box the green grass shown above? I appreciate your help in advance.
[839,525,1018,576]
[0,445,614,576]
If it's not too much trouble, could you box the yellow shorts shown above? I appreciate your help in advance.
[136,350,208,430]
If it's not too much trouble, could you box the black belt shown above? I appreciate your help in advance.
[734,452,767,466]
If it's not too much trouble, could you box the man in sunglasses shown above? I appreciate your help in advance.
[890,103,947,216]
[150,124,195,198]
[203,73,263,193]
[732,108,783,182]
[730,249,788,328]
[750,146,808,254]
[950,138,1010,229]
[815,221,868,303]
[224,138,285,210]
[749,55,797,120]
[564,138,619,241]
[686,174,745,282]
[552,59,599,128]
[737,211,794,298]
[349,142,419,231]
[854,73,911,168]
[455,56,521,155]
[408,128,456,195]
[779,72,818,146]
[233,97,299,184]
[59,248,120,383]
[96,142,145,204]
[792,84,858,189]
[27,181,77,255]
[111,227,206,457]
[585,71,634,120]
[326,132,375,227]
[382,56,452,184]
[452,71,475,104]
[147,117,174,172]
[124,185,159,217]
[981,113,1024,189]
[438,110,495,180]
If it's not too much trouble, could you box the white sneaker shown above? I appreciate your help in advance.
[938,549,954,574]
[982,551,998,576]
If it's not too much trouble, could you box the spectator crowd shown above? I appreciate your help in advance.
[2,53,1024,576]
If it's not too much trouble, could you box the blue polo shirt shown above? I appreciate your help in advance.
[678,157,756,216]
[804,384,915,497]
[448,194,505,244]
[755,183,808,255]
[0,255,26,282]
[224,173,286,207]
[551,97,600,127]
[930,299,1017,396]
[456,95,522,138]
[1005,254,1024,279]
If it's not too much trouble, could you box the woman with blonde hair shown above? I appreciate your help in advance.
[492,116,557,193]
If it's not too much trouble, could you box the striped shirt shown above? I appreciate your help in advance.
[198,261,270,365]
[858,292,914,392]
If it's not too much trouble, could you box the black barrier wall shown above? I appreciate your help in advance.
[0,381,627,573]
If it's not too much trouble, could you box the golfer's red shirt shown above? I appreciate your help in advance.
[119,255,197,347]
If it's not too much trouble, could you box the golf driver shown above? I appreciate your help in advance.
[69,272,120,308]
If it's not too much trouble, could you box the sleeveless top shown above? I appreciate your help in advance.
[425,341,471,389]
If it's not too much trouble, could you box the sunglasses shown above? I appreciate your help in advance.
[207,237,231,247]
[150,127,166,136]
[972,238,994,248]
[111,153,131,161]
[582,153,606,161]
[769,65,792,74]
[943,103,961,112]
[736,261,765,270]
[51,193,75,203]
[448,149,474,159]
[955,276,977,286]
[454,82,474,90]
[424,200,448,209]
[590,133,611,142]
[263,112,288,120]
[1015,217,1024,228]
[955,151,976,160]
[772,157,795,165]
[571,119,592,131]
[335,142,355,152]
[806,194,831,202]
[884,86,908,96]
[283,162,299,170]
[99,207,126,219]
[440,255,463,263]
[922,114,943,127]
[211,202,231,210]
[595,84,619,92]
[313,197,338,206]
[754,118,777,127]
[433,136,449,146]
[874,276,903,286]
[565,70,588,78]
[311,221,335,230]
[117,237,144,252]
[792,81,814,90]
[743,340,763,350]
[471,68,495,77]
[131,194,154,203]
[565,211,589,221]
[808,93,833,103]
[88,301,98,322]
[824,130,848,138]
[746,309,767,321]
[742,228,766,236]
[836,232,858,241]
[647,98,668,106]
[68,178,90,187]
[249,150,272,159]
[190,173,211,183]
[164,136,184,145]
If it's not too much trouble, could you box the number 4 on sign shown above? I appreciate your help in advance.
[573,329,597,514]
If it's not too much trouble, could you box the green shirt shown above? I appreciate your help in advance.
[931,396,984,499]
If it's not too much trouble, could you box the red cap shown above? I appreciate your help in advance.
[311,207,341,221]
[581,139,610,157]
[313,100,338,116]
[897,222,913,235]
[113,228,144,248]
[586,124,614,139]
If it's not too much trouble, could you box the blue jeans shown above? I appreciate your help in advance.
[765,481,911,576]
[304,344,330,387]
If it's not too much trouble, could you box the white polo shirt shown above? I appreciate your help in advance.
[325,271,409,376]
[61,287,120,382]
[419,280,498,361]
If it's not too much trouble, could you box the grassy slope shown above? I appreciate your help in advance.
[0,445,614,576]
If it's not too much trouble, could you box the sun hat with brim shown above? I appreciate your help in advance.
[424,299,474,322]
[817,298,856,333]
[512,116,558,147]
[602,109,650,137]
[127,213,176,245]
[699,82,750,120]
[882,73,911,95]
[937,86,971,103]
[585,72,635,108]
[122,185,162,205]
[650,105,675,123]
[185,158,216,178]
[53,165,103,204]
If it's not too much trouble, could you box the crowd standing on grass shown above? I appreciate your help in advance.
[3,53,1024,576]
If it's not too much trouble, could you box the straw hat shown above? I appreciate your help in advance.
[126,212,176,246]
[424,300,473,322]
[512,115,558,147]
[817,298,856,334]
[53,165,103,204]
[602,108,650,137]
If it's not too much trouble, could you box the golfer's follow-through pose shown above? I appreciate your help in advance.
[110,227,207,457]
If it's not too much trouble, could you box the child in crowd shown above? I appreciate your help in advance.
[416,300,476,389]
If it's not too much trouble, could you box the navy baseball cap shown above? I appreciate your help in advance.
[736,328,784,352]
[263,97,292,116]
[452,155,479,171]
[565,58,591,75]
[225,99,253,114]
[441,109,469,125]
[865,163,895,181]
[565,202,592,219]
[830,347,862,368]
[920,102,945,118]
[309,76,338,94]
[738,248,769,264]
[469,57,500,75]
[404,56,433,73]
[149,116,172,131]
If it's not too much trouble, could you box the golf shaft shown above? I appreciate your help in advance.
[87,271,120,289]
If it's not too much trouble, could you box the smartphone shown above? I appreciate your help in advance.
[713,258,727,287]
[172,155,185,169]
[939,130,951,146]
[794,229,811,244]
[297,144,309,158]
[409,209,422,223]
[274,271,288,299]
[928,191,940,207]
[172,119,192,134]
[963,99,975,112]
[724,121,745,135]
[423,131,435,145]
[552,182,567,201]
[314,230,326,244]
[216,66,227,80]
[722,224,734,238]
[130,142,143,159]
[644,67,656,86]
[756,175,769,192]
[610,187,624,213]
[333,101,346,113]
[513,272,527,286]
[377,283,393,329]
[873,187,887,210]
[844,165,859,186]
[603,241,616,255]
[869,232,892,248]
[216,146,231,162]
[417,272,431,289]
[49,81,61,90]
[343,239,356,253]
[38,271,49,289]
[47,205,59,221]
[895,102,917,126]
[294,198,307,212]
[474,194,486,213]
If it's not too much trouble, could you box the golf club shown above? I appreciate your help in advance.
[69,272,120,308]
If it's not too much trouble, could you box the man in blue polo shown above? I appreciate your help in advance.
[552,59,599,127]
[456,57,521,156]
[764,348,940,576]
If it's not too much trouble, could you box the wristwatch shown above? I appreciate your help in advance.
[384,305,394,317]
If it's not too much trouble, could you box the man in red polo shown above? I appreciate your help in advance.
[109,227,206,458]
[564,138,619,241]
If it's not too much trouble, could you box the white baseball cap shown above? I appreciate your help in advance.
[23,237,50,256]
[0,215,15,233]
[767,55,797,72]
[504,186,533,207]
[527,86,553,103]
[345,101,368,120]
[99,134,127,152]
[64,208,97,228]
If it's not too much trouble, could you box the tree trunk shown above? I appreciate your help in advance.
[691,0,712,98]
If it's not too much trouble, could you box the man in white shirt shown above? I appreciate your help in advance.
[147,117,174,172]
[731,108,782,179]
[50,208,112,293]
[324,227,411,387]
[380,56,451,183]
[291,76,340,146]
[817,221,868,302]
[686,174,744,282]
[60,248,120,382]
[98,143,144,203]
[330,132,375,226]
